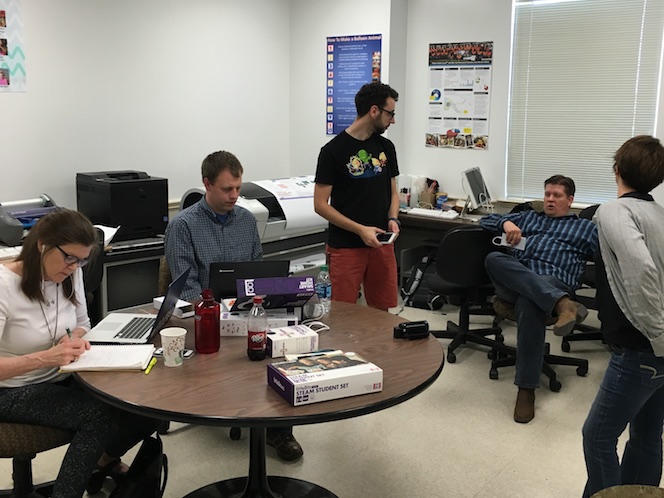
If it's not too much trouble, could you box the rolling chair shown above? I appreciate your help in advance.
[180,188,204,211]
[82,227,105,326]
[427,226,507,364]
[561,204,607,352]
[0,423,73,498]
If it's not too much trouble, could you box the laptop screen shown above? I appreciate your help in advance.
[209,260,290,302]
[150,267,191,338]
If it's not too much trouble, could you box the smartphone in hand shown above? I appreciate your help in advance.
[376,232,396,244]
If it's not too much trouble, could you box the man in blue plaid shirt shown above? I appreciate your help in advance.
[165,150,304,461]
[480,175,598,424]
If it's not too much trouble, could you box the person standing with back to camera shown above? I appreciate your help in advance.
[0,209,160,497]
[314,81,401,311]
[582,135,664,497]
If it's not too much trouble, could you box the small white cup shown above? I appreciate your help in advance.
[160,327,187,367]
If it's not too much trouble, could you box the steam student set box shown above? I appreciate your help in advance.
[267,351,383,406]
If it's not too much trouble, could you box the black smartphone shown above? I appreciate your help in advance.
[376,232,396,244]
[153,347,195,359]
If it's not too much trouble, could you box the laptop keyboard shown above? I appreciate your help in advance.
[114,317,155,339]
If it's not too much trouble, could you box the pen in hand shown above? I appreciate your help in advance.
[66,327,73,340]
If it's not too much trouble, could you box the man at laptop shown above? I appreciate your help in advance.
[165,150,303,462]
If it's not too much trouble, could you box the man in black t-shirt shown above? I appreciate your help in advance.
[314,82,401,311]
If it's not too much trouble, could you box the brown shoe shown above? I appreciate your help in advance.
[492,298,517,321]
[514,387,535,423]
[493,298,556,325]
[553,297,588,337]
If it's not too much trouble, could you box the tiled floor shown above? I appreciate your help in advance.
[0,304,618,497]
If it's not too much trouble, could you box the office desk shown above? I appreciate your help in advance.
[76,301,445,498]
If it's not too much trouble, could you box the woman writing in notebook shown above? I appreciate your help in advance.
[0,209,159,497]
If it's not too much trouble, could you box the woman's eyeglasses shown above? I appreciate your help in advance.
[55,246,90,267]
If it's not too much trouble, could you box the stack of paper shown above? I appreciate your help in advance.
[60,344,155,372]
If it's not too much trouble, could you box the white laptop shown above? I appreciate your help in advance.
[85,268,191,344]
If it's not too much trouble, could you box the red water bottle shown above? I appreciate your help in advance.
[247,296,267,361]
[194,289,220,354]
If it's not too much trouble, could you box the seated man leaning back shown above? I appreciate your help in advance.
[479,175,598,424]
[164,150,303,462]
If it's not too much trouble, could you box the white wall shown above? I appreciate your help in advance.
[288,0,393,177]
[2,0,291,208]
[4,0,664,209]
[399,0,513,202]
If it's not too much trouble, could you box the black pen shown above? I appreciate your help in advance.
[65,327,73,340]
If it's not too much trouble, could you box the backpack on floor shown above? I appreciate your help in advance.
[401,251,444,310]
[109,434,168,498]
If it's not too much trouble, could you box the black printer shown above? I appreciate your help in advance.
[76,171,168,242]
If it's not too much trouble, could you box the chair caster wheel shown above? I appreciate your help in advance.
[157,421,170,435]
[496,334,505,343]
[549,379,562,392]
[230,427,242,440]
[447,351,456,363]
[489,368,499,380]
[577,365,588,376]
[561,341,571,353]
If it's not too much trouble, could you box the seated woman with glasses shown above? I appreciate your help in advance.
[0,208,160,498]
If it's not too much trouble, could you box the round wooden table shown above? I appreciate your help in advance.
[77,302,445,498]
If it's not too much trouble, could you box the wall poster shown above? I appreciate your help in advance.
[0,0,25,92]
[326,34,382,135]
[426,41,493,150]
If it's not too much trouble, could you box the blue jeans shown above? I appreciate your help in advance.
[582,349,664,497]
[485,252,571,389]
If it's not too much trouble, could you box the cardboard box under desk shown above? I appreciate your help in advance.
[220,311,298,336]
[267,352,383,406]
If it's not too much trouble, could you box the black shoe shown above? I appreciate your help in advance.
[86,458,127,494]
[266,432,303,462]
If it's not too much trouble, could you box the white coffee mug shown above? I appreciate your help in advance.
[159,327,187,367]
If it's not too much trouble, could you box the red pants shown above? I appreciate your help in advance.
[327,244,398,311]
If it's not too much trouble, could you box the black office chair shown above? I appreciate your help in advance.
[179,188,204,211]
[83,228,105,326]
[561,204,607,352]
[428,226,507,364]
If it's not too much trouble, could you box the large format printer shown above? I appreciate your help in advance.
[0,194,58,247]
[182,176,327,264]
[240,177,327,267]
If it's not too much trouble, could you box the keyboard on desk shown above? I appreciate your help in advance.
[407,207,460,220]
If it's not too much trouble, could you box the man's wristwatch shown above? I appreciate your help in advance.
[388,217,401,227]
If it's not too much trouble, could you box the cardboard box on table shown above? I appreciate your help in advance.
[267,352,383,406]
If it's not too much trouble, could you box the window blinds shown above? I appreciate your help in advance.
[507,0,664,203]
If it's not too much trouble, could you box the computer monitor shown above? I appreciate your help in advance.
[462,167,492,211]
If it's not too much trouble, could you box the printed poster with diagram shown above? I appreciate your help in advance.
[0,0,26,92]
[425,41,492,150]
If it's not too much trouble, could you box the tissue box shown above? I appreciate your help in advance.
[220,312,298,336]
[153,296,194,318]
[267,352,383,406]
[266,325,319,358]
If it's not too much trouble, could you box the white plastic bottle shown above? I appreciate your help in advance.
[315,264,332,314]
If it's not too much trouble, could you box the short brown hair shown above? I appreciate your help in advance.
[614,135,664,194]
[201,151,243,184]
[544,175,576,197]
